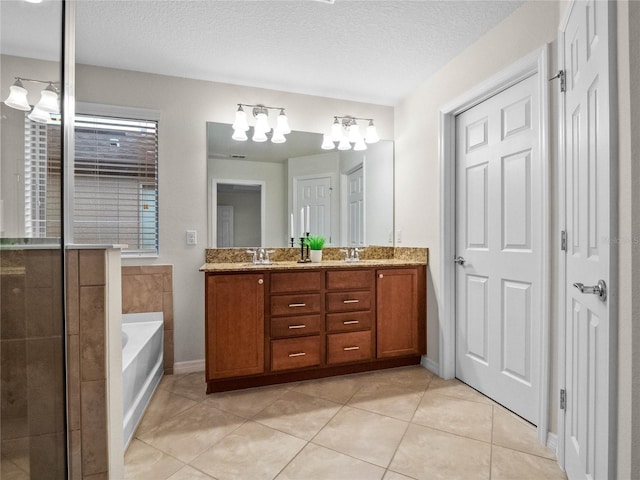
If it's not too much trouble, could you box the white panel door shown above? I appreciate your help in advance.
[455,74,541,423]
[562,1,614,478]
[297,176,332,241]
[347,167,364,246]
[216,205,234,247]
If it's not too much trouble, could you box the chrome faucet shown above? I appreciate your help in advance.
[340,247,364,262]
[246,248,275,264]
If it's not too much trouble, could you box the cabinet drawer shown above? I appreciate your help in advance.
[326,311,372,333]
[271,271,322,293]
[271,315,321,338]
[271,337,321,371]
[326,269,373,290]
[271,294,321,316]
[326,291,371,313]
[327,331,372,365]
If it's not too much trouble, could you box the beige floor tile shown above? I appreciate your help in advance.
[347,382,424,421]
[312,406,408,468]
[491,445,567,479]
[157,373,178,391]
[204,383,291,418]
[191,421,306,480]
[138,403,244,463]
[1,458,29,480]
[254,390,341,440]
[383,471,418,480]
[276,442,385,480]
[411,391,493,442]
[167,465,216,480]
[1,438,30,474]
[134,388,198,436]
[492,407,555,459]
[124,439,184,480]
[167,372,208,402]
[389,423,491,480]
[292,373,367,404]
[366,366,434,391]
[427,377,495,405]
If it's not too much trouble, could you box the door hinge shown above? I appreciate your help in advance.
[561,230,567,251]
[560,389,566,410]
[549,70,566,93]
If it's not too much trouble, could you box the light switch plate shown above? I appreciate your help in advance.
[186,230,197,245]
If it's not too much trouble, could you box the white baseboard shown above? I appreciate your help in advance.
[546,432,558,453]
[172,359,205,375]
[421,356,440,376]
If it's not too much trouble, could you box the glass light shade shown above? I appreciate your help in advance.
[330,118,343,142]
[232,127,248,141]
[233,107,249,131]
[337,137,351,150]
[252,128,268,142]
[27,106,51,124]
[254,112,270,135]
[353,137,368,151]
[271,129,286,143]
[4,83,31,111]
[348,122,360,143]
[276,110,291,134]
[35,86,59,114]
[321,135,335,150]
[365,122,380,143]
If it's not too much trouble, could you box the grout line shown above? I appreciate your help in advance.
[489,404,495,480]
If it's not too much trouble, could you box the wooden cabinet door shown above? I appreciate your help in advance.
[376,268,419,358]
[206,273,264,379]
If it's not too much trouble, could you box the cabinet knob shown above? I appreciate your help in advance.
[379,274,384,278]
[258,279,264,285]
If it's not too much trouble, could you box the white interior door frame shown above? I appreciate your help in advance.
[208,178,266,248]
[439,46,551,444]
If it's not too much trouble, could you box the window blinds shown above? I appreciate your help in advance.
[74,114,158,254]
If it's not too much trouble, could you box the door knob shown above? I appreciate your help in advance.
[573,280,607,302]
[454,256,466,266]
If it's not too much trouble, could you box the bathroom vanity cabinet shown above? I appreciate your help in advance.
[203,264,426,393]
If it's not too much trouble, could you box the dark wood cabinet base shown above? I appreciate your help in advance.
[206,355,422,394]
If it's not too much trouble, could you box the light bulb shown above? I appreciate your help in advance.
[276,109,291,134]
[337,137,351,150]
[271,129,286,143]
[330,117,343,142]
[365,120,380,143]
[321,135,335,150]
[27,106,51,123]
[4,80,31,111]
[252,127,268,142]
[34,84,59,114]
[254,111,270,135]
[232,127,248,141]
[353,137,367,151]
[348,122,360,143]
[233,106,249,131]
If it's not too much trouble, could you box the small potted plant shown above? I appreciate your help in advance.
[305,235,325,263]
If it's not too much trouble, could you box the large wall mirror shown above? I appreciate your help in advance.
[207,122,394,248]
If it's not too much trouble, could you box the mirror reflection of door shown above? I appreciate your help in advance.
[296,176,332,242]
[216,183,261,247]
[347,166,364,246]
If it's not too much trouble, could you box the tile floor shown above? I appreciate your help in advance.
[124,366,567,480]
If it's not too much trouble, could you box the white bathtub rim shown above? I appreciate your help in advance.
[123,312,163,324]
[122,320,163,372]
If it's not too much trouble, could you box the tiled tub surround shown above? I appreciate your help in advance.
[121,265,174,374]
[124,366,566,480]
[1,248,66,479]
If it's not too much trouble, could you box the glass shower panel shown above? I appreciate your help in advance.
[1,1,66,478]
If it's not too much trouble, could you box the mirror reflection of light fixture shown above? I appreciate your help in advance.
[3,77,60,123]
[323,115,379,151]
[231,103,291,144]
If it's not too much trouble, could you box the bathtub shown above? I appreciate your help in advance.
[122,312,164,448]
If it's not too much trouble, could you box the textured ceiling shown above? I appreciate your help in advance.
[2,0,525,106]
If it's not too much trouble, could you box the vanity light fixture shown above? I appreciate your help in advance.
[322,115,379,151]
[3,77,60,123]
[232,103,291,144]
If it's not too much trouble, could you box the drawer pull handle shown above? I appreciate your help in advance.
[288,352,306,357]
[288,303,306,308]
[343,320,359,325]
[343,299,359,304]
[288,324,306,329]
[343,346,360,351]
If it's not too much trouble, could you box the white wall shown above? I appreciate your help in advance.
[71,63,393,367]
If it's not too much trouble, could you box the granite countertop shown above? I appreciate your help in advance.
[199,257,427,272]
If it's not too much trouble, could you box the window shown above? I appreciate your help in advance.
[24,110,159,256]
